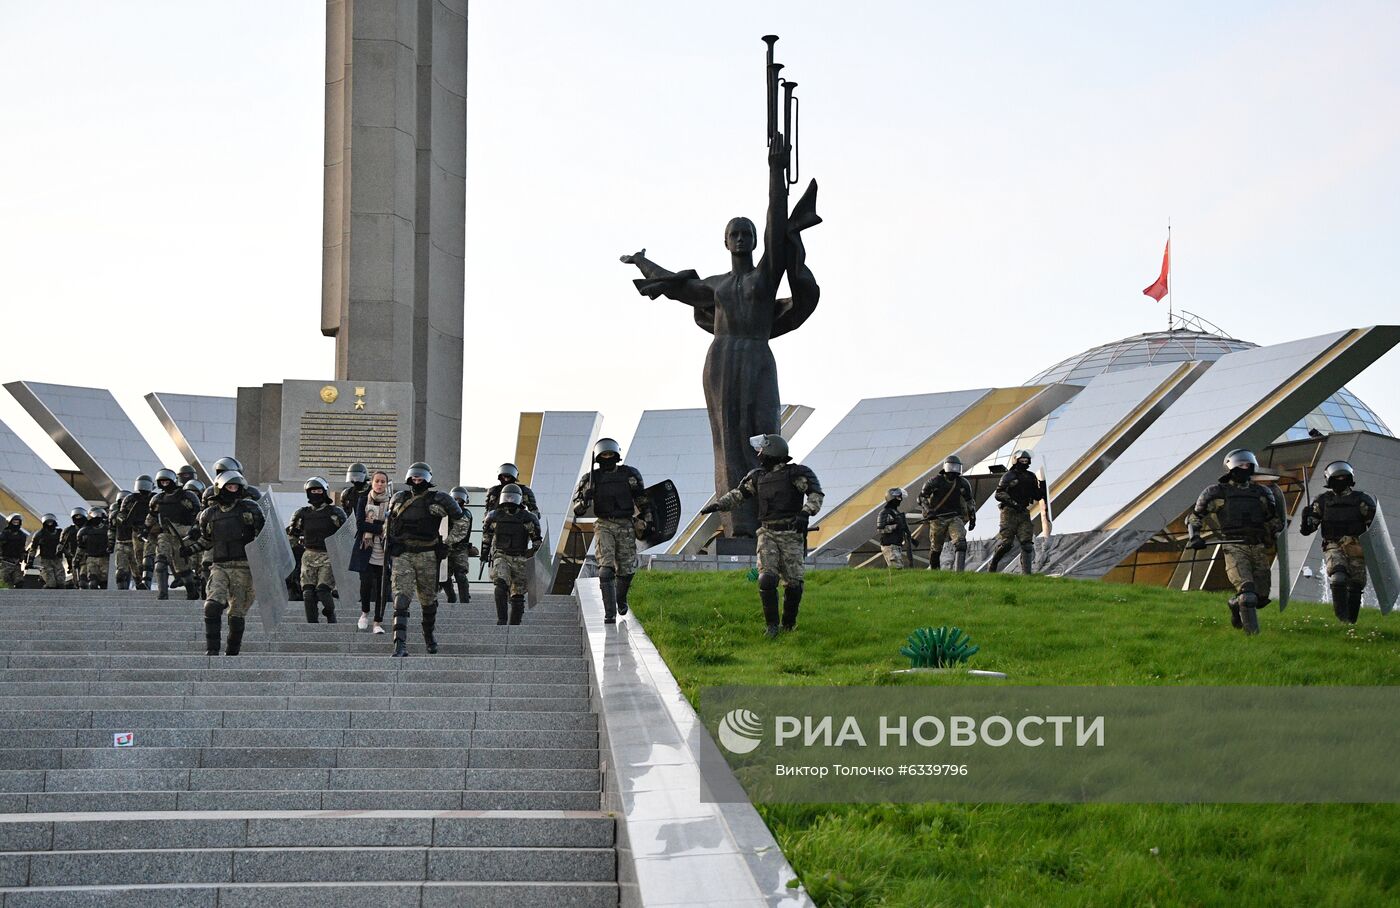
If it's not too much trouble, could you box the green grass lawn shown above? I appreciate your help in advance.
[627,570,1400,908]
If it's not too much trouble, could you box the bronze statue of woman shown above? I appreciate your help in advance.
[621,131,821,539]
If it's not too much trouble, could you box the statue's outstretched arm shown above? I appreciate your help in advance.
[621,248,714,307]
[758,132,790,285]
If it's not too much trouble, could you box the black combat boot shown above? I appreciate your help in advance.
[781,585,803,631]
[319,586,336,623]
[422,601,439,654]
[155,565,170,600]
[1019,547,1035,575]
[454,572,471,603]
[1237,586,1260,635]
[303,587,319,623]
[182,572,199,600]
[442,581,457,604]
[953,549,967,572]
[1331,584,1350,623]
[225,616,245,656]
[615,574,634,616]
[760,586,780,638]
[928,548,942,570]
[137,555,153,590]
[599,571,617,622]
[115,571,130,591]
[1348,588,1363,625]
[391,594,411,656]
[494,583,509,625]
[203,601,225,655]
[509,595,525,625]
[1227,596,1244,629]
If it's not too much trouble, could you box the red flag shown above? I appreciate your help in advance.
[1142,237,1170,302]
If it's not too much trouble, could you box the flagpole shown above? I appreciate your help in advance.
[1166,219,1172,332]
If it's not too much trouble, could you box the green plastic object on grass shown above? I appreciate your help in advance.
[900,625,979,669]
[746,567,759,582]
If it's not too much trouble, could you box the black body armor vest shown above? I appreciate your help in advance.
[298,505,341,550]
[1319,491,1369,540]
[79,523,109,557]
[393,491,441,542]
[593,469,634,518]
[756,467,805,523]
[33,527,62,558]
[491,510,532,555]
[0,527,27,559]
[206,503,259,563]
[1218,483,1271,541]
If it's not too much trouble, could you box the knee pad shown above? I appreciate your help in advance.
[494,579,509,594]
[1021,542,1036,554]
[757,572,779,592]
[203,600,226,620]
[598,566,616,582]
[954,541,968,553]
[1327,569,1349,586]
[302,586,316,599]
[116,570,130,582]
[317,584,333,594]
[784,581,804,596]
[154,555,169,569]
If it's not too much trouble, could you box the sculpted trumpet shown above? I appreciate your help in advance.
[762,34,800,186]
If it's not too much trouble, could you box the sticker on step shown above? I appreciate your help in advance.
[113,732,134,747]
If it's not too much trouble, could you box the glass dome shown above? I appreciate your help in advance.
[1026,328,1392,440]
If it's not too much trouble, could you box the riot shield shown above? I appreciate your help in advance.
[637,480,682,548]
[245,492,294,634]
[324,515,360,608]
[1269,483,1290,612]
[1362,502,1399,616]
[528,513,552,609]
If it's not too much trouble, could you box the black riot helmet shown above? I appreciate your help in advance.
[7,513,21,527]
[450,486,471,507]
[134,474,155,493]
[1323,460,1356,489]
[87,506,107,521]
[1223,449,1258,478]
[942,455,964,476]
[215,471,247,498]
[113,490,132,506]
[42,513,58,527]
[212,456,243,476]
[1012,450,1033,468]
[405,462,433,485]
[176,465,197,484]
[497,463,520,483]
[593,438,622,464]
[346,462,369,484]
[304,476,330,502]
[154,468,178,490]
[69,507,87,523]
[750,434,791,466]
[885,487,905,504]
[500,483,523,508]
[183,479,205,495]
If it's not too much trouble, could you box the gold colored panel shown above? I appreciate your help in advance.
[514,413,543,486]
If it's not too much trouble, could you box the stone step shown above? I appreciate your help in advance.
[0,682,589,699]
[0,880,618,907]
[0,767,600,794]
[1,655,587,672]
[0,697,592,714]
[3,790,602,814]
[0,746,599,771]
[0,669,589,685]
[0,811,614,852]
[0,844,616,886]
[0,709,596,731]
[0,643,582,657]
[0,729,598,750]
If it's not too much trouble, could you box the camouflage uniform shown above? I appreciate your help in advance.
[39,558,66,589]
[1302,485,1376,624]
[154,527,191,576]
[757,527,809,584]
[489,553,531,597]
[1187,475,1281,634]
[392,549,442,605]
[595,518,639,574]
[875,502,911,569]
[386,483,467,653]
[919,471,976,570]
[301,550,334,587]
[994,508,1035,550]
[482,506,543,625]
[28,525,65,589]
[59,521,86,588]
[571,462,652,620]
[0,523,27,587]
[207,563,255,618]
[0,559,20,587]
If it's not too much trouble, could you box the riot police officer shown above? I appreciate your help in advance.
[443,486,475,604]
[571,439,653,621]
[482,484,543,626]
[988,450,1045,574]
[875,488,912,568]
[59,507,87,589]
[385,462,467,656]
[28,515,65,588]
[701,435,824,637]
[288,477,348,623]
[485,463,540,514]
[1187,449,1282,635]
[108,491,135,589]
[76,507,112,589]
[146,468,202,600]
[176,465,198,486]
[0,514,28,587]
[193,472,266,656]
[120,474,157,589]
[1301,461,1377,624]
[339,462,370,514]
[202,457,263,506]
[919,455,976,571]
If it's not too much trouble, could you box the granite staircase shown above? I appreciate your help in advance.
[0,588,615,906]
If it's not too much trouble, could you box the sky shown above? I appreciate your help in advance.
[1,0,1397,486]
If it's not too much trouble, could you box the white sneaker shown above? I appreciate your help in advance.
[357,613,370,631]
[372,623,385,635]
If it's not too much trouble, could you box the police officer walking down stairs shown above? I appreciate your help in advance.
[875,488,912,569]
[288,477,348,623]
[1301,460,1377,625]
[386,462,467,656]
[701,434,824,638]
[482,484,543,626]
[919,455,976,571]
[443,486,475,604]
[485,463,540,515]
[191,472,266,656]
[146,469,202,600]
[1,514,29,588]
[988,450,1046,574]
[1186,449,1283,636]
[572,438,653,623]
